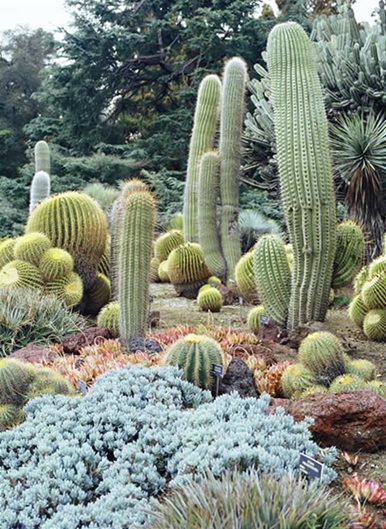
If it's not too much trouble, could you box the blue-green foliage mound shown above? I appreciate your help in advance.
[0,365,336,529]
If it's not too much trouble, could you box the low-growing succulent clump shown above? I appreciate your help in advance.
[252,360,293,397]
[0,365,336,529]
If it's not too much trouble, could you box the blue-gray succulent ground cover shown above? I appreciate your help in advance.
[0,364,336,529]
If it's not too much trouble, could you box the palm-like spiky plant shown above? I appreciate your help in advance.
[330,112,386,261]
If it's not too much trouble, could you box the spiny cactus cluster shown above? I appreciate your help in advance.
[349,254,386,341]
[280,331,384,398]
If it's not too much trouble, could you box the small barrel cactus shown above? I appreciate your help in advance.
[30,170,50,213]
[298,332,346,385]
[0,260,43,290]
[165,334,225,390]
[361,273,386,309]
[0,238,16,269]
[298,385,328,398]
[366,380,386,397]
[346,359,376,382]
[363,309,386,341]
[332,221,364,288]
[0,404,24,432]
[27,368,73,399]
[348,294,368,328]
[40,248,74,281]
[97,301,119,338]
[329,374,367,393]
[280,363,315,399]
[45,272,84,307]
[150,257,161,282]
[207,276,221,287]
[197,287,223,312]
[247,305,266,334]
[368,255,386,277]
[14,232,52,267]
[235,252,259,303]
[0,359,35,406]
[85,273,111,315]
[353,266,368,294]
[167,243,210,298]
[154,230,184,262]
[157,261,169,282]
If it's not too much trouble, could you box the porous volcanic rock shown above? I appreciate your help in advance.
[269,391,386,452]
[218,358,258,398]
[62,327,113,355]
[10,344,57,364]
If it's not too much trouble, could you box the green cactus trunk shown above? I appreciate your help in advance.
[198,151,226,279]
[267,22,337,329]
[34,140,50,175]
[30,171,50,214]
[183,75,221,243]
[117,190,155,349]
[219,58,246,287]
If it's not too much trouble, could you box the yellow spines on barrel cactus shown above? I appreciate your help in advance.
[247,305,266,334]
[353,266,368,294]
[30,171,50,214]
[117,190,156,349]
[167,243,210,298]
[154,230,184,262]
[183,75,221,243]
[197,287,223,312]
[0,260,43,290]
[363,309,386,341]
[198,151,227,280]
[219,58,247,286]
[368,255,386,277]
[332,221,364,288]
[298,385,328,398]
[0,359,35,406]
[207,276,221,287]
[267,22,337,329]
[26,368,73,399]
[0,238,16,269]
[348,294,368,328]
[34,140,50,174]
[361,273,386,309]
[45,272,83,307]
[366,380,386,397]
[14,232,52,267]
[253,235,291,326]
[280,363,315,398]
[158,261,170,282]
[346,359,376,381]
[97,301,119,337]
[85,273,111,315]
[235,252,259,303]
[26,191,108,290]
[165,333,225,390]
[40,248,74,281]
[329,374,367,392]
[298,332,346,385]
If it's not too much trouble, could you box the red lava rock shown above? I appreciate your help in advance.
[10,344,58,364]
[269,391,386,452]
[62,327,113,355]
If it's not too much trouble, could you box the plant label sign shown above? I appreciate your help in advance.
[211,364,224,377]
[299,454,324,481]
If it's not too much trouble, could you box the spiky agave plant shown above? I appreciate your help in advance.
[330,112,386,261]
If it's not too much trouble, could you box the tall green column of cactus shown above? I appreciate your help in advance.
[34,140,50,175]
[30,171,50,214]
[267,22,337,329]
[118,189,155,349]
[198,151,227,279]
[219,58,247,287]
[183,75,221,243]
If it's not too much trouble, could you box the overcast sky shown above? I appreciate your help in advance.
[0,0,381,32]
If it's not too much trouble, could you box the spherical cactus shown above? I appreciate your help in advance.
[365,380,386,398]
[329,374,367,393]
[45,272,84,307]
[363,309,386,341]
[280,363,315,398]
[27,368,73,399]
[167,243,210,298]
[353,266,368,294]
[34,140,50,174]
[247,305,266,334]
[154,230,184,262]
[207,276,221,287]
[165,334,225,390]
[150,257,161,282]
[346,359,376,381]
[14,232,51,266]
[158,261,170,282]
[348,294,368,328]
[198,284,212,294]
[0,260,43,290]
[30,170,50,213]
[0,238,16,269]
[39,248,74,281]
[97,301,120,338]
[26,191,108,290]
[235,252,259,303]
[298,332,346,385]
[298,385,328,398]
[361,273,386,309]
[332,221,364,288]
[85,273,111,315]
[0,404,24,431]
[197,287,223,312]
[0,359,35,406]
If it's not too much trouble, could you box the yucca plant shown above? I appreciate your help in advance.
[330,112,386,261]
[239,209,282,252]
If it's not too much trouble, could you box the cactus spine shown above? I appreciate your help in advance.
[34,140,50,174]
[30,171,50,214]
[267,22,337,329]
[118,190,155,349]
[219,58,247,286]
[198,151,226,279]
[183,75,221,243]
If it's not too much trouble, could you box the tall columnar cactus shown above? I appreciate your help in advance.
[118,190,155,349]
[26,191,108,290]
[267,22,337,329]
[198,151,226,279]
[30,171,50,214]
[219,58,247,286]
[183,75,221,243]
[34,140,50,175]
[253,235,291,326]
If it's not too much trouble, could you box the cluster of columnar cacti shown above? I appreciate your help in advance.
[0,358,73,431]
[165,334,225,390]
[184,59,247,288]
[280,331,384,398]
[0,233,83,307]
[349,254,386,341]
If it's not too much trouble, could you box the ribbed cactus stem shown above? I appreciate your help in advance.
[267,22,337,329]
[219,58,246,286]
[198,151,226,279]
[30,171,50,214]
[118,190,155,349]
[183,75,221,243]
[34,140,50,175]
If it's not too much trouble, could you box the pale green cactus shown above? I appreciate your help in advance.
[30,171,50,214]
[34,140,50,174]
